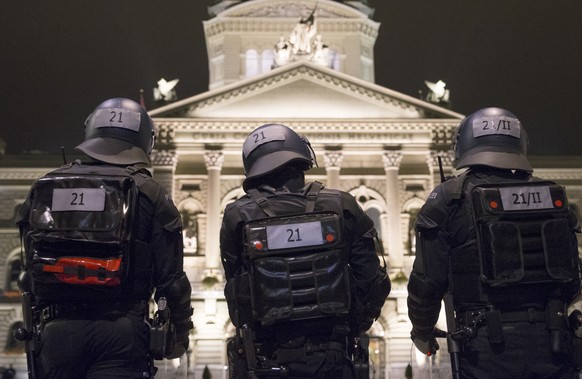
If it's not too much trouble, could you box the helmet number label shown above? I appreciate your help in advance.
[52,188,106,212]
[499,185,553,211]
[266,221,323,249]
[473,116,520,138]
[92,108,141,132]
[243,129,286,157]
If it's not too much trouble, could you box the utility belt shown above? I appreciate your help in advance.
[459,307,547,328]
[275,339,346,364]
[40,301,148,324]
[457,306,570,351]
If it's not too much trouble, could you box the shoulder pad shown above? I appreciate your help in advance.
[126,166,152,179]
[136,178,182,231]
[415,212,442,230]
[416,186,448,230]
[441,172,468,204]
[235,194,256,208]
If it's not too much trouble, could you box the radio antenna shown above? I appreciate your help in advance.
[61,146,67,164]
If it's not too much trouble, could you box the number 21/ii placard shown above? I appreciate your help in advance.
[499,185,553,211]
[52,188,106,212]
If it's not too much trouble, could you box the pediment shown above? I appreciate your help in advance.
[149,61,464,120]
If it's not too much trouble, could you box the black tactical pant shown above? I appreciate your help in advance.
[460,321,577,379]
[37,309,150,379]
[227,338,356,379]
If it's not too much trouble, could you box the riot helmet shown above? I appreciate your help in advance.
[76,98,155,165]
[242,124,314,191]
[453,107,532,172]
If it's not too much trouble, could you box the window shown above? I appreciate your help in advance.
[261,50,275,73]
[245,49,275,78]
[406,208,419,256]
[365,207,382,238]
[6,258,21,293]
[245,49,259,78]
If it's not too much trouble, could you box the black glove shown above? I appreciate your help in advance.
[411,327,447,356]
[162,318,194,359]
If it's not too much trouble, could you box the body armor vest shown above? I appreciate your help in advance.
[242,184,351,325]
[22,163,148,302]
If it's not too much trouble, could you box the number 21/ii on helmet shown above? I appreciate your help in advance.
[452,107,532,172]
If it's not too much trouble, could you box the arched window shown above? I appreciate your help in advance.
[330,51,340,70]
[261,50,275,73]
[406,208,420,256]
[245,49,276,78]
[5,257,21,294]
[365,207,382,237]
[403,197,425,256]
[178,198,204,256]
[245,49,259,78]
[349,185,388,255]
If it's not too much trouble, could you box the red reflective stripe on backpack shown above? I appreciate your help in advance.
[42,257,122,286]
[42,265,65,273]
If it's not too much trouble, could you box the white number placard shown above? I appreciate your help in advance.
[242,128,285,157]
[52,188,106,211]
[92,108,141,132]
[499,185,553,211]
[473,116,521,138]
[266,221,323,249]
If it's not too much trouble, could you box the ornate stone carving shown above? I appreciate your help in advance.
[323,151,344,168]
[204,151,224,169]
[224,2,350,19]
[151,149,177,167]
[429,150,455,168]
[382,151,403,169]
[203,18,379,41]
[431,123,456,145]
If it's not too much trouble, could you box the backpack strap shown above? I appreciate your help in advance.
[304,181,324,213]
[247,187,278,217]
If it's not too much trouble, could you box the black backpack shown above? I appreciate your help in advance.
[20,164,144,301]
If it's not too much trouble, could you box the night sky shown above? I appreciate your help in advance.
[2,1,582,156]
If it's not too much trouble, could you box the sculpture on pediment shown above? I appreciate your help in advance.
[311,34,331,66]
[274,36,291,67]
[153,77,180,104]
[273,5,333,68]
[423,80,451,107]
[289,8,317,55]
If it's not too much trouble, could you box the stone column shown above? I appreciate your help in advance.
[323,150,344,190]
[382,150,403,269]
[204,150,224,270]
[150,149,177,198]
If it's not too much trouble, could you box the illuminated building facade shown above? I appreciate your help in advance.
[0,1,581,378]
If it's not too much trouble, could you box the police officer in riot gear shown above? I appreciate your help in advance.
[220,123,390,378]
[407,107,581,378]
[16,98,193,378]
